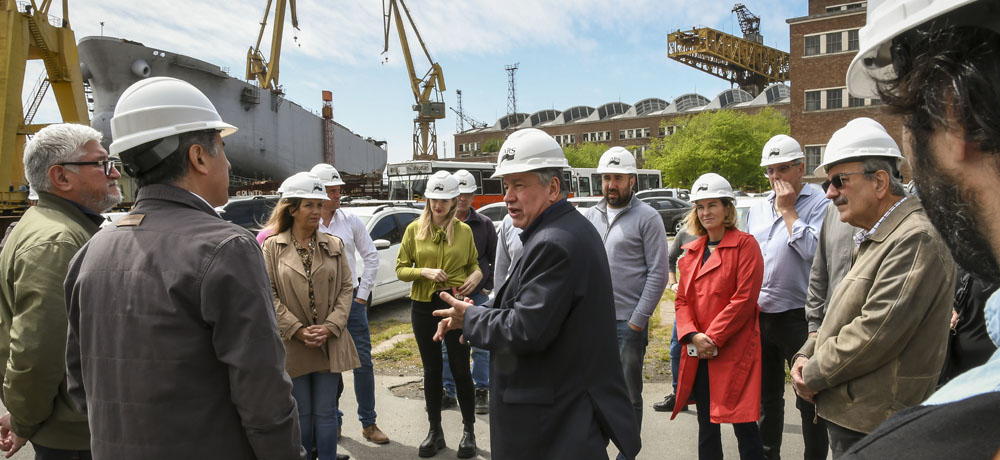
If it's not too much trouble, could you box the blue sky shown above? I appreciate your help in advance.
[25,0,807,165]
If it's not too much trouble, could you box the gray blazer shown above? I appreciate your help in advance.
[805,201,859,332]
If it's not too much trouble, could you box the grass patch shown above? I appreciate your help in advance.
[643,288,677,382]
[372,336,418,361]
[370,319,412,344]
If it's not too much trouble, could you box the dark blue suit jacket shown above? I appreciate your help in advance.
[463,200,641,460]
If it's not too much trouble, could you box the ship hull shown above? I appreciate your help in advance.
[77,36,386,182]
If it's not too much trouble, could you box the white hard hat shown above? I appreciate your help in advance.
[814,118,903,176]
[424,170,460,199]
[491,128,569,178]
[846,0,999,99]
[278,172,330,200]
[452,169,478,193]
[760,134,805,167]
[110,77,237,173]
[310,163,345,186]
[690,173,735,202]
[596,146,638,175]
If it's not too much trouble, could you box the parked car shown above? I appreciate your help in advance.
[476,202,508,231]
[217,195,280,231]
[640,197,693,235]
[636,188,690,201]
[342,204,422,306]
[735,196,769,232]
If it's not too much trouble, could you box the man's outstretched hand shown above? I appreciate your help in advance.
[432,291,474,342]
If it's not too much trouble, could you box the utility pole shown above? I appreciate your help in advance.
[505,63,519,115]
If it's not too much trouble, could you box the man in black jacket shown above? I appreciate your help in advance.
[432,128,640,460]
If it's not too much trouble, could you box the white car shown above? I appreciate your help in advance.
[476,202,508,231]
[342,204,423,307]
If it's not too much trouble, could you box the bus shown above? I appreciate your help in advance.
[570,168,662,197]
[387,160,504,208]
[386,160,663,207]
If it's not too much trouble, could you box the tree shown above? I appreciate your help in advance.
[482,139,503,154]
[644,107,789,192]
[563,142,607,168]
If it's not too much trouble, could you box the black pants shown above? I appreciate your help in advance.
[693,360,764,460]
[826,420,866,459]
[759,309,829,460]
[32,443,92,460]
[411,298,475,427]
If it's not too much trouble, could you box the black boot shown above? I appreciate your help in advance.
[418,423,446,457]
[457,424,477,459]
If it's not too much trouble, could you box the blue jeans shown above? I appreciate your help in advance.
[292,372,341,460]
[615,320,648,460]
[443,292,490,396]
[670,319,681,392]
[336,298,377,428]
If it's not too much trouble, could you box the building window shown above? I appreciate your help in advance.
[804,36,820,56]
[619,130,626,140]
[849,95,866,107]
[827,89,843,109]
[805,91,822,111]
[848,29,860,51]
[658,126,665,137]
[827,32,843,53]
[870,98,882,106]
[805,146,824,176]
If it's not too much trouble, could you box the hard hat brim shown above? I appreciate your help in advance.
[424,191,460,200]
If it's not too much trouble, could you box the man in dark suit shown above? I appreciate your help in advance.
[433,128,641,460]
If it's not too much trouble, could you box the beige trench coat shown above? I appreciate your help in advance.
[264,230,360,378]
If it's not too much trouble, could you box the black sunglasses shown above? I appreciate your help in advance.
[822,171,873,192]
[59,158,120,176]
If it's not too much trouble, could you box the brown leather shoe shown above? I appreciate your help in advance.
[362,424,390,444]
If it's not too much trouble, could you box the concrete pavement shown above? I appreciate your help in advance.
[1,378,814,459]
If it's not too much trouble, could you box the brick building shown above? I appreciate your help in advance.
[787,0,906,179]
[452,85,791,167]
[453,0,905,180]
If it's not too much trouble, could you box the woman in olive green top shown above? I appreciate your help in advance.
[396,171,482,459]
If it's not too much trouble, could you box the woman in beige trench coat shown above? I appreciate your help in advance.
[262,172,360,460]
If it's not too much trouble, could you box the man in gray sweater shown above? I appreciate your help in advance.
[584,147,668,458]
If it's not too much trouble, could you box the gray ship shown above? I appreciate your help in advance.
[78,36,387,186]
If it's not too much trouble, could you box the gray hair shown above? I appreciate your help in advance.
[862,157,905,196]
[533,168,570,199]
[23,123,103,192]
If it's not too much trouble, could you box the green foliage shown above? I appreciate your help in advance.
[482,139,503,153]
[563,142,607,168]
[644,107,789,192]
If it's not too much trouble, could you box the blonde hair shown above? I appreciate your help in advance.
[685,198,738,237]
[417,198,459,244]
[262,197,302,236]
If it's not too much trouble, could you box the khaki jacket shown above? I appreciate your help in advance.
[0,192,97,450]
[264,230,359,378]
[799,197,955,433]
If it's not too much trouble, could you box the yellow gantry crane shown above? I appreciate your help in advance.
[246,0,299,90]
[0,0,89,211]
[667,4,789,96]
[382,0,446,160]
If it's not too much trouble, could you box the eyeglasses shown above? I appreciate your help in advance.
[59,158,120,176]
[822,171,872,192]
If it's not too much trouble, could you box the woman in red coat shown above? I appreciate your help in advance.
[671,173,764,460]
